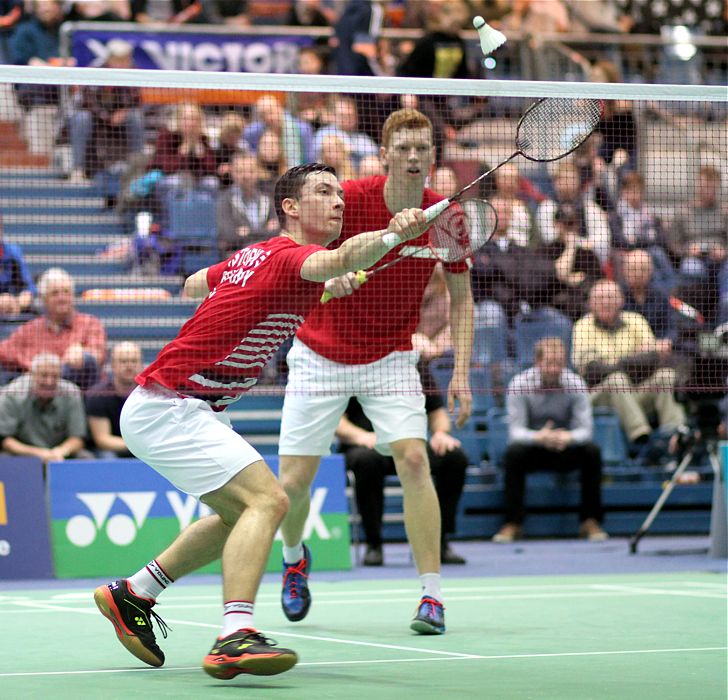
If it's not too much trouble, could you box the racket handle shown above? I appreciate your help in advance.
[381,232,401,248]
[423,199,451,223]
[320,269,368,304]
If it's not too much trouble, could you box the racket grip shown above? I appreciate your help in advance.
[381,232,401,248]
[320,269,368,304]
[423,199,451,222]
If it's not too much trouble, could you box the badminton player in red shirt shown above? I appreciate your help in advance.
[93,162,430,680]
[278,109,474,635]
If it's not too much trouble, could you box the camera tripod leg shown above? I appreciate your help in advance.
[629,450,694,554]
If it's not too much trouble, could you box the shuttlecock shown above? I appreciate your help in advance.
[473,16,507,56]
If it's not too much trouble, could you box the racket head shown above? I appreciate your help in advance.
[516,98,604,163]
[428,198,498,263]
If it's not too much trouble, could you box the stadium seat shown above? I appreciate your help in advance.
[484,407,509,466]
[429,356,495,416]
[514,307,573,369]
[227,391,284,454]
[592,407,630,469]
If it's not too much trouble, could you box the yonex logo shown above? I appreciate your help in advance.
[65,491,215,547]
[134,616,147,626]
[65,487,332,547]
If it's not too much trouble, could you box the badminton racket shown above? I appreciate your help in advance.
[320,198,497,303]
[419,97,604,224]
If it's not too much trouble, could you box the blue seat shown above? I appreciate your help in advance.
[484,407,509,466]
[473,323,508,366]
[593,407,630,468]
[164,189,218,242]
[514,307,573,369]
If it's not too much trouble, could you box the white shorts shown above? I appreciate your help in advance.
[279,338,426,457]
[120,384,263,498]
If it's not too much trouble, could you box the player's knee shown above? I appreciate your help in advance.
[265,485,290,525]
[394,445,429,482]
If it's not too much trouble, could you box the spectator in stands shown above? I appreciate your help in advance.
[293,47,331,129]
[0,214,36,316]
[0,267,107,390]
[571,132,619,213]
[244,95,314,168]
[545,204,603,322]
[0,352,89,465]
[86,341,143,458]
[256,128,288,186]
[312,96,378,170]
[613,171,675,293]
[572,279,685,445]
[9,0,72,108]
[668,166,728,278]
[500,0,571,53]
[537,161,611,265]
[471,195,552,323]
[202,0,250,26]
[492,163,535,247]
[620,249,677,345]
[429,166,459,199]
[67,38,144,183]
[358,154,384,179]
[338,360,468,566]
[214,111,246,188]
[66,1,131,21]
[132,0,206,24]
[216,152,278,255]
[284,0,332,28]
[0,1,22,65]
[332,0,386,77]
[319,134,357,181]
[493,337,607,543]
[149,102,219,193]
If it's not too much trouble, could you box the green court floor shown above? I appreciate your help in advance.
[1,572,725,700]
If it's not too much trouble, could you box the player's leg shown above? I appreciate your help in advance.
[200,461,298,679]
[278,384,349,621]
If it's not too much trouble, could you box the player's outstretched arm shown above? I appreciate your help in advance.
[301,208,428,282]
[183,267,210,299]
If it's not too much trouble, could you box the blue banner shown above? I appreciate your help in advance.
[0,457,53,580]
[70,29,315,72]
[49,456,350,577]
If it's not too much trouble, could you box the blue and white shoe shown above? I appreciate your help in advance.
[410,596,445,635]
[281,544,312,622]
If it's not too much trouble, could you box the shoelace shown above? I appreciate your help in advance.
[149,608,171,639]
[420,597,444,616]
[221,630,279,648]
[283,559,308,600]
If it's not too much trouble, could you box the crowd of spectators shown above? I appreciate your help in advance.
[0,0,726,482]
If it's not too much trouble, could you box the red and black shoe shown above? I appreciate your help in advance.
[94,579,170,667]
[202,629,298,679]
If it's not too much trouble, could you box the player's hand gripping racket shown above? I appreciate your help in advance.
[320,198,498,303]
[421,97,604,223]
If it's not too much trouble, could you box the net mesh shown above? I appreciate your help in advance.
[0,72,726,430]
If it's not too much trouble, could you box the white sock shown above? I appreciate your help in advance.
[419,573,443,603]
[282,542,304,564]
[222,600,255,636]
[127,559,173,601]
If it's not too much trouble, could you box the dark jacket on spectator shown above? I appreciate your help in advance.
[150,129,217,176]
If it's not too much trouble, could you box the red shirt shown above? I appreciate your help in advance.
[0,312,107,370]
[297,176,469,364]
[137,237,324,408]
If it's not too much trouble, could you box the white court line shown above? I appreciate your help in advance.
[593,584,728,599]
[2,588,724,614]
[1,579,724,604]
[1,647,725,678]
[10,601,479,659]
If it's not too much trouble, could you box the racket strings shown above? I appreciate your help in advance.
[430,200,498,262]
[516,98,603,162]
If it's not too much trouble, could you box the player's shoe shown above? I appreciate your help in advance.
[410,596,446,635]
[93,579,170,667]
[202,629,298,679]
[281,544,312,622]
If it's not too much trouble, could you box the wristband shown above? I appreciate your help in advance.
[382,232,401,249]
